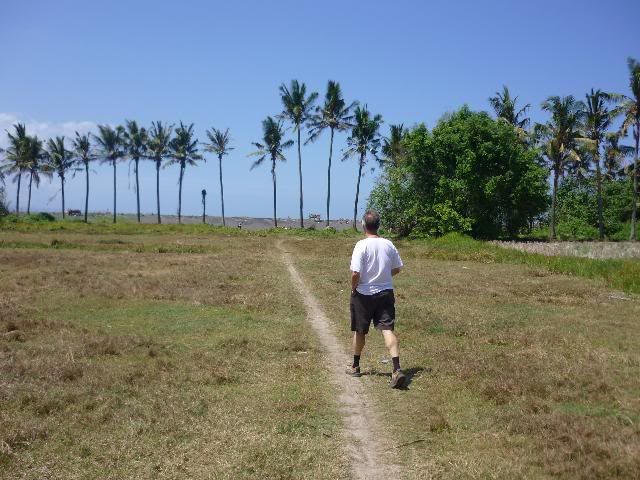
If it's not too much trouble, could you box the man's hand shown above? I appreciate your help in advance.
[351,271,360,295]
[391,267,402,276]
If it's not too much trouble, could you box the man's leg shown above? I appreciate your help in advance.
[381,329,399,359]
[352,332,366,366]
[382,329,405,388]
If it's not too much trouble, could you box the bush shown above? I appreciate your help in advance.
[1,212,57,224]
[556,176,632,239]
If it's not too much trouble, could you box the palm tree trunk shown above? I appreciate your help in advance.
[178,163,184,224]
[112,160,117,224]
[84,161,89,223]
[353,155,364,230]
[631,128,639,241]
[297,127,303,228]
[135,157,141,223]
[326,128,334,228]
[550,164,559,240]
[595,146,604,240]
[272,159,277,228]
[156,160,161,224]
[61,175,66,219]
[27,171,33,215]
[15,171,21,218]
[218,154,225,227]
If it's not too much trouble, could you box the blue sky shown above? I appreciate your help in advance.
[1,0,638,219]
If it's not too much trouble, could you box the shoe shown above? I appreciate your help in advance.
[345,366,362,377]
[391,369,406,389]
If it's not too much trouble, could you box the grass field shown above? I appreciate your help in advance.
[1,222,639,479]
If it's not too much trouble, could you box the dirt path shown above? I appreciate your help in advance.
[278,241,401,480]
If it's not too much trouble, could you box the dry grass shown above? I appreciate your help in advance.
[0,234,349,479]
[286,236,640,479]
[493,240,640,260]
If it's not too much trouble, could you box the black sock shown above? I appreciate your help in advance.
[352,355,360,369]
[392,356,401,372]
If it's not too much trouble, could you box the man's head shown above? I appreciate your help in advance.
[362,210,380,234]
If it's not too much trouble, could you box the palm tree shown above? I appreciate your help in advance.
[489,86,530,140]
[1,124,32,217]
[1,124,30,217]
[73,132,94,222]
[203,128,233,227]
[342,105,383,229]
[538,95,585,240]
[582,89,618,239]
[382,124,407,167]
[604,133,633,179]
[168,122,201,224]
[279,80,318,228]
[25,135,46,215]
[124,120,148,223]
[307,81,356,227]
[201,188,207,223]
[94,125,126,223]
[147,121,173,224]
[44,136,74,218]
[249,117,293,227]
[615,57,640,240]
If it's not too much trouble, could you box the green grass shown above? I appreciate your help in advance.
[399,232,640,294]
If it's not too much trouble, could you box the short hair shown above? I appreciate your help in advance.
[362,210,380,232]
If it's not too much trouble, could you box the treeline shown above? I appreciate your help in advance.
[370,58,640,241]
[0,80,378,229]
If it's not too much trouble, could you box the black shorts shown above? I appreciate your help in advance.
[350,289,395,334]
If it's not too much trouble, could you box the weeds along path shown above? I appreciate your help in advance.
[278,240,401,480]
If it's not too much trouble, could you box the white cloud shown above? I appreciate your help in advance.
[0,112,97,148]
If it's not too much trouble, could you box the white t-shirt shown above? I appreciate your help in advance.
[350,237,403,295]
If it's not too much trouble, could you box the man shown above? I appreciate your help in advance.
[346,210,406,389]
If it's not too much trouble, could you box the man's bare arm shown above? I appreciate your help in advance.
[391,267,402,276]
[351,271,360,293]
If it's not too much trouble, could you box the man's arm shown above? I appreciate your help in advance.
[391,267,402,276]
[351,271,360,294]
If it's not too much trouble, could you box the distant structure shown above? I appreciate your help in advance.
[68,209,82,217]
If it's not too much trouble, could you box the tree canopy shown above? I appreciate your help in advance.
[370,107,549,238]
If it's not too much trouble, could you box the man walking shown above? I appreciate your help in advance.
[346,210,406,389]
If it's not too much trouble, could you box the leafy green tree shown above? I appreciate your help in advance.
[203,128,233,227]
[307,81,355,227]
[489,86,530,140]
[25,135,46,215]
[147,121,173,224]
[94,125,126,223]
[1,124,30,217]
[538,95,585,239]
[615,57,640,240]
[168,122,201,224]
[370,109,548,238]
[279,80,318,228]
[581,89,619,239]
[44,136,74,218]
[124,120,148,223]
[249,117,293,227]
[72,132,94,223]
[343,105,383,229]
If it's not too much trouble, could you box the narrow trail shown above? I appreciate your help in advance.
[278,240,401,480]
